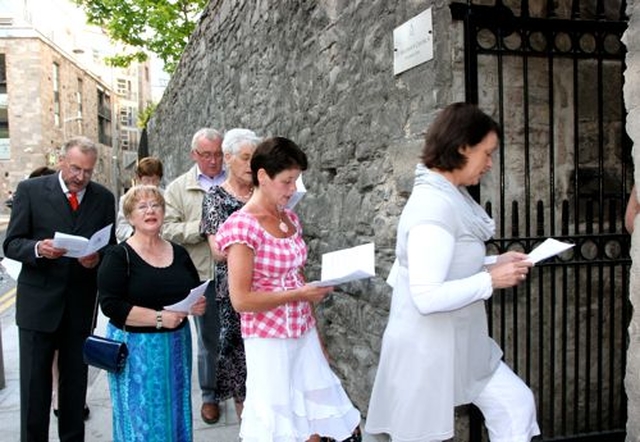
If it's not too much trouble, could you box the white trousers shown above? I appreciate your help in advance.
[472,362,541,442]
[366,361,540,442]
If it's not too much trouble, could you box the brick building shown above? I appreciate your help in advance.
[0,26,116,203]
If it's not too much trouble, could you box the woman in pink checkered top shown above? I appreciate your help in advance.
[216,137,361,442]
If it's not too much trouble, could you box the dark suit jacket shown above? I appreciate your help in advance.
[2,173,116,333]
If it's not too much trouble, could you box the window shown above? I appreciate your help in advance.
[116,78,131,97]
[119,130,130,149]
[119,106,134,127]
[53,62,60,127]
[97,89,112,146]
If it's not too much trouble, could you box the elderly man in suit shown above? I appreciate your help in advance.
[162,128,225,424]
[3,136,116,442]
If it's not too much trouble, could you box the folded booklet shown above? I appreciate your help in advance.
[309,242,376,287]
[53,223,113,258]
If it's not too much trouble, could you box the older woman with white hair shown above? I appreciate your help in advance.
[200,128,262,419]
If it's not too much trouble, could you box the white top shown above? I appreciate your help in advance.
[365,165,503,442]
[115,194,132,243]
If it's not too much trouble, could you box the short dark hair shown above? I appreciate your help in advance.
[28,166,56,178]
[136,157,163,179]
[250,137,308,186]
[421,102,501,171]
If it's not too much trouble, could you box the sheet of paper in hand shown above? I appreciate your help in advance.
[309,242,376,287]
[527,238,574,264]
[164,280,210,313]
[53,223,113,258]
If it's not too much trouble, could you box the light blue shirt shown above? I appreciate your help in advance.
[195,165,226,191]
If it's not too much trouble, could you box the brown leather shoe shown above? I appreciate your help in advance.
[201,402,220,424]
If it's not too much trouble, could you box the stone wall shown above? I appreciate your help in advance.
[148,0,461,412]
[149,0,640,438]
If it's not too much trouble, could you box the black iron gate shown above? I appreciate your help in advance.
[450,1,630,441]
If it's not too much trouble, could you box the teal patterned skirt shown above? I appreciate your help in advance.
[106,321,193,442]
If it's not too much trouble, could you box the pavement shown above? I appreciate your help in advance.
[0,213,377,442]
[0,305,244,441]
[0,211,245,441]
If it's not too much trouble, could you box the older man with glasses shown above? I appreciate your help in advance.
[162,128,226,424]
[3,136,116,441]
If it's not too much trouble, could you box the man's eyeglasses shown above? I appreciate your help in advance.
[135,202,163,213]
[69,165,94,177]
[194,149,223,160]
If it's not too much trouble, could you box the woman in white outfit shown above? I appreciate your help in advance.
[365,103,541,442]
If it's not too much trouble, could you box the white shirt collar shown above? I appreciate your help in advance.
[58,172,87,201]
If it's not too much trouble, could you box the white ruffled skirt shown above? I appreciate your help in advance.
[239,328,361,442]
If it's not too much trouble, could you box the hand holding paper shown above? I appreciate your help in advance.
[527,238,574,264]
[53,223,113,258]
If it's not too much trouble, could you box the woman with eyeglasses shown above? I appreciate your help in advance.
[115,157,164,242]
[97,184,207,442]
[200,128,261,420]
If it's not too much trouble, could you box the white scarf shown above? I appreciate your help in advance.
[413,164,495,241]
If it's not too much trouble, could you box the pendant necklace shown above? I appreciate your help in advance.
[277,210,289,233]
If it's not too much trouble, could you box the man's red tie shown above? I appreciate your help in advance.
[68,192,79,211]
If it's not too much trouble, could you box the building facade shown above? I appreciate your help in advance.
[0,27,115,202]
[0,0,155,206]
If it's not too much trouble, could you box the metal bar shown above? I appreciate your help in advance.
[550,255,557,434]
[547,35,556,238]
[538,215,546,432]
[512,202,519,371]
[571,0,580,19]
[573,258,580,434]
[523,51,532,238]
[607,254,616,429]
[561,201,569,435]
[585,203,593,431]
[596,0,605,20]
[497,48,506,237]
[571,26,582,437]
[561,259,569,433]
[546,0,556,18]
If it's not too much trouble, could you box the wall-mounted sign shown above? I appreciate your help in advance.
[393,8,434,76]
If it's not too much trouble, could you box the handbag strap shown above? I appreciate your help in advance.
[90,244,130,330]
